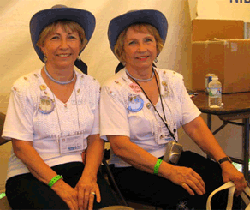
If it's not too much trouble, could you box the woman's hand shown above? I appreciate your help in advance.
[51,179,79,210]
[221,162,247,196]
[168,165,206,196]
[11,139,79,209]
[75,175,101,210]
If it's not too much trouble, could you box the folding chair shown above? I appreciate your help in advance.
[101,149,129,207]
[0,112,12,209]
[101,148,159,210]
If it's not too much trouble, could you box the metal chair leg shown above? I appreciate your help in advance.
[102,159,129,207]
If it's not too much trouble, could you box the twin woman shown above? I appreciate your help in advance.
[2,4,246,210]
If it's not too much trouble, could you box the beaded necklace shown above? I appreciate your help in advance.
[125,68,154,82]
[44,65,75,85]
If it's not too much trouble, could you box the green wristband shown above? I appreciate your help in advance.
[48,175,63,188]
[154,159,163,175]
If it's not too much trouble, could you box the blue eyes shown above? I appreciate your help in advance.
[128,38,153,45]
[50,35,77,40]
[51,36,59,40]
[68,36,76,39]
[145,38,153,42]
[128,41,136,45]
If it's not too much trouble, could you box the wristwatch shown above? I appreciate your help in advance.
[217,157,232,165]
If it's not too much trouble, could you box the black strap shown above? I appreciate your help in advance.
[115,63,125,73]
[127,68,176,140]
[74,59,87,75]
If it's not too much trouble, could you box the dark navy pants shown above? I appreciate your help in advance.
[6,162,120,209]
[111,151,241,210]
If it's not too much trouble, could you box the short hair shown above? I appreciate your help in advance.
[37,20,87,51]
[114,23,164,63]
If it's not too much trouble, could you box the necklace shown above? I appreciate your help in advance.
[52,88,81,137]
[129,69,176,140]
[125,68,154,82]
[44,65,75,85]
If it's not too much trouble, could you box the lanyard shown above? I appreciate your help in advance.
[126,68,176,141]
[52,88,81,137]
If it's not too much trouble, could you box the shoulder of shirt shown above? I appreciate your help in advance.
[12,69,41,91]
[101,69,126,88]
[156,68,183,80]
[75,70,100,87]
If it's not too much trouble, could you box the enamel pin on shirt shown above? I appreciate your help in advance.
[39,96,55,114]
[162,81,169,98]
[129,83,141,93]
[128,94,144,112]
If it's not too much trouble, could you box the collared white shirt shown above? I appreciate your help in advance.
[100,68,200,167]
[3,69,100,178]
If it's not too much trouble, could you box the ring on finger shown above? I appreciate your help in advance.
[91,192,96,195]
[181,183,186,187]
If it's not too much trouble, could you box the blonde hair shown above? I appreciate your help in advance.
[114,23,164,63]
[37,20,87,51]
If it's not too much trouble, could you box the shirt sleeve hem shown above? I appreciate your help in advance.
[100,129,130,138]
[2,131,33,141]
[182,111,201,125]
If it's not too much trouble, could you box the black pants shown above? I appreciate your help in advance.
[6,162,120,210]
[111,151,241,210]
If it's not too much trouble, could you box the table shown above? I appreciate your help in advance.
[192,92,250,180]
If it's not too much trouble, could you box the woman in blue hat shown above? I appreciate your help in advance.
[100,10,247,209]
[2,5,119,210]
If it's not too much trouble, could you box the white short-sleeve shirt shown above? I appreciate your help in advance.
[100,68,200,167]
[3,69,100,178]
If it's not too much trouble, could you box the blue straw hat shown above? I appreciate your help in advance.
[108,9,168,54]
[29,4,96,74]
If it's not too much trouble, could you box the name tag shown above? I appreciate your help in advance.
[59,134,87,154]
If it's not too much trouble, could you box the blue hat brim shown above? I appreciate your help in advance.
[108,9,168,54]
[30,7,96,63]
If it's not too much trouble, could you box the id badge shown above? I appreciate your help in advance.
[59,134,86,154]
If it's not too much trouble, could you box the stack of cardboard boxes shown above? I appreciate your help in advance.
[192,19,250,93]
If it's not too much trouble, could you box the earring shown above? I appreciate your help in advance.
[154,57,158,63]
[43,55,47,63]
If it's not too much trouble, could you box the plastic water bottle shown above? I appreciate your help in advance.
[208,77,223,108]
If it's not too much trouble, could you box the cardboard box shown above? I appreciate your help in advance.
[192,39,250,93]
[192,19,244,41]
[244,22,250,39]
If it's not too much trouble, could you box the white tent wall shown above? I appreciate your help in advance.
[0,0,196,113]
[197,0,250,21]
[0,0,250,193]
[0,0,197,194]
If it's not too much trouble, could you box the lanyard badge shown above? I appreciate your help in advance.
[59,133,86,154]
[127,69,175,140]
[51,86,84,155]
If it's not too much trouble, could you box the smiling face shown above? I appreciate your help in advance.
[40,23,82,70]
[123,26,158,71]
